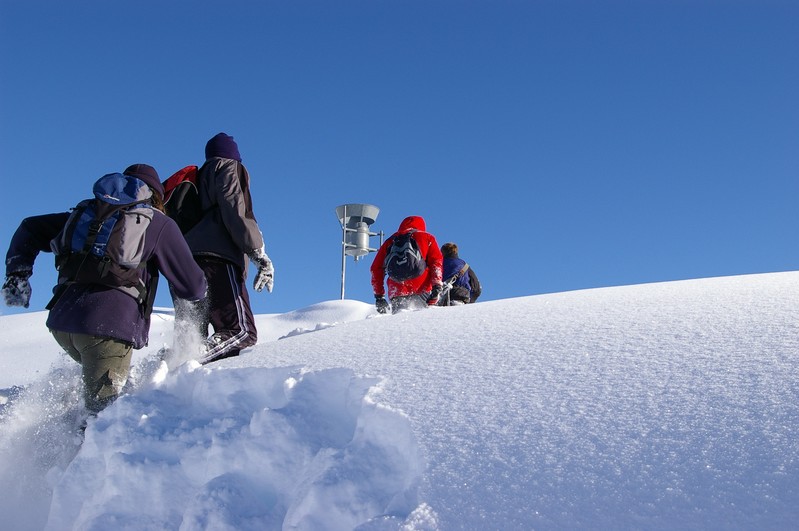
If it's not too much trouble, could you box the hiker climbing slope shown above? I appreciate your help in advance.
[174,133,275,364]
[2,164,206,413]
[439,242,482,306]
[370,215,443,314]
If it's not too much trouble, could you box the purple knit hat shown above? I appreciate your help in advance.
[123,163,164,197]
[205,132,242,162]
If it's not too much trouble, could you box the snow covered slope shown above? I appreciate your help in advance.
[1,273,798,529]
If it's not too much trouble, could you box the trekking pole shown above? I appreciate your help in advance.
[437,263,469,306]
[437,275,457,306]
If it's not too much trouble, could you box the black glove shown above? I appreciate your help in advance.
[247,247,274,293]
[2,270,33,308]
[427,284,442,306]
[375,295,389,314]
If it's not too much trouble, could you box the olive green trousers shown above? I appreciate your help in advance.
[50,330,132,413]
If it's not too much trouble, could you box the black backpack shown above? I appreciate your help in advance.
[384,232,427,281]
[163,165,202,234]
[48,173,154,308]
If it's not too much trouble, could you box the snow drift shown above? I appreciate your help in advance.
[1,274,798,530]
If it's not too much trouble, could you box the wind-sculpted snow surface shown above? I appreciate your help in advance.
[42,364,423,530]
[1,273,799,529]
[252,274,799,530]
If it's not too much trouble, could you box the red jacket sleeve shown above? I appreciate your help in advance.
[370,237,392,296]
[424,234,444,287]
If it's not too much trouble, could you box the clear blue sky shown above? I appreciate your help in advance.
[1,1,797,317]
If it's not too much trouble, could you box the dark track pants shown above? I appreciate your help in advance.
[194,257,257,364]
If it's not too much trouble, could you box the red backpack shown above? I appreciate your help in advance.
[163,165,201,234]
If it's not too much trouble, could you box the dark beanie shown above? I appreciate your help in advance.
[205,132,242,162]
[123,163,164,197]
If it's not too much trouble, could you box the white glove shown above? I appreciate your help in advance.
[2,271,32,308]
[248,247,274,293]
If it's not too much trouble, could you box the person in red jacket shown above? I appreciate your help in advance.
[370,215,443,314]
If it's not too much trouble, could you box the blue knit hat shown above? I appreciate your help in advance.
[205,132,242,162]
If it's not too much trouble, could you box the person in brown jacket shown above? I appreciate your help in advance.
[177,133,274,364]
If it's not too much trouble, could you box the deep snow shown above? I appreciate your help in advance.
[1,272,798,530]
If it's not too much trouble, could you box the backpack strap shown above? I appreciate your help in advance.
[140,269,159,321]
[45,283,70,310]
[46,269,149,310]
[444,263,470,286]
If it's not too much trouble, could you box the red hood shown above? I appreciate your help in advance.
[397,215,426,233]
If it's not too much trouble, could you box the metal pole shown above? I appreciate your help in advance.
[340,205,347,299]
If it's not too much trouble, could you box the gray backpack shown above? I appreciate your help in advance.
[48,173,154,308]
[384,232,426,281]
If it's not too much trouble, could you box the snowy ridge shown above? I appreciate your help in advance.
[1,272,799,529]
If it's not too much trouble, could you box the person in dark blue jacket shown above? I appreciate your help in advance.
[2,164,207,412]
[440,242,482,306]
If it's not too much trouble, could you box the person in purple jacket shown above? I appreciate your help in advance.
[2,164,207,413]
